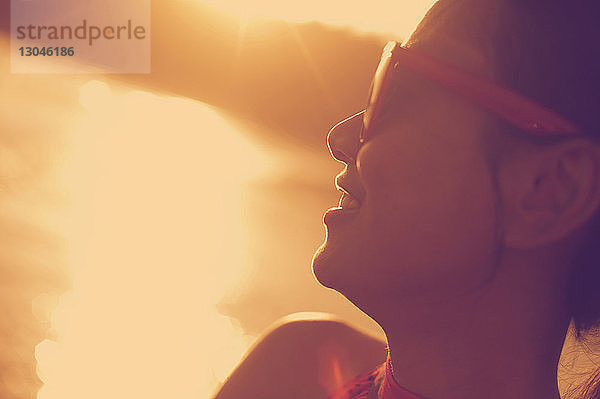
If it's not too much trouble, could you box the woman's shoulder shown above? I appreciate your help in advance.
[212,312,387,399]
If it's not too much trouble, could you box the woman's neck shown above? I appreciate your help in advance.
[380,257,570,399]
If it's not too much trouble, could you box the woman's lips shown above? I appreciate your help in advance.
[324,193,361,224]
[338,192,361,210]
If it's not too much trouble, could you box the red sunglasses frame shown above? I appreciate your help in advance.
[359,41,583,143]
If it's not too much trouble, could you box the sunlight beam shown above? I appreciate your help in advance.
[286,23,342,114]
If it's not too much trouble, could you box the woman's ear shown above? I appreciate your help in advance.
[498,139,600,249]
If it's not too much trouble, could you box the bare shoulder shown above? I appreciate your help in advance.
[212,312,387,399]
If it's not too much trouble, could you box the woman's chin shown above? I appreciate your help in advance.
[311,239,356,291]
[311,241,338,287]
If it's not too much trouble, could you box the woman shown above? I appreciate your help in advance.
[214,0,600,398]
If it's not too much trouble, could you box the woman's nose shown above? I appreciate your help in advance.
[327,110,365,164]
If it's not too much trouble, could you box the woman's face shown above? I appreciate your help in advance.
[312,33,502,311]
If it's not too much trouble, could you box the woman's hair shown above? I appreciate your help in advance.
[423,0,600,397]
[486,0,600,334]
[484,0,600,397]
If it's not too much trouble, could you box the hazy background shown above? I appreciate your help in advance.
[0,0,596,398]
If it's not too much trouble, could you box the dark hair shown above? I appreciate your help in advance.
[421,0,600,397]
[488,0,600,333]
[488,1,600,398]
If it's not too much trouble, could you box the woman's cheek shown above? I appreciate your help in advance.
[357,139,414,251]
[357,137,403,196]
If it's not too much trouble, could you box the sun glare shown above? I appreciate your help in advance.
[201,0,437,38]
[35,80,267,399]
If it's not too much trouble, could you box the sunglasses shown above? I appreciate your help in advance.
[359,41,583,143]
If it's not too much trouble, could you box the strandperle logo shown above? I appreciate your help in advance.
[11,0,151,73]
[15,19,147,46]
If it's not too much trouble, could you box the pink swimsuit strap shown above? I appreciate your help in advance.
[324,364,383,399]
[379,353,423,399]
[325,353,423,399]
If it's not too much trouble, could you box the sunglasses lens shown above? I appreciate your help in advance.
[360,42,397,143]
[360,81,376,143]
